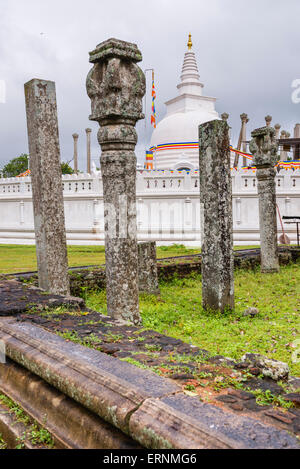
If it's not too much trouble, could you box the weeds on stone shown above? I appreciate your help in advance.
[0,393,54,449]
[250,389,294,409]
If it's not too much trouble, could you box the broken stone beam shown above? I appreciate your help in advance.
[138,242,160,295]
[86,38,146,324]
[199,120,234,312]
[24,79,70,295]
[249,126,279,273]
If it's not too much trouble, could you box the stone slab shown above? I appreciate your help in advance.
[130,393,300,449]
[0,359,141,449]
[0,318,179,435]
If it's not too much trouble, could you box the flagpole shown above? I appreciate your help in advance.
[144,68,154,165]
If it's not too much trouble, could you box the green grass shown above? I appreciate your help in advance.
[0,393,54,449]
[86,262,300,376]
[0,243,260,274]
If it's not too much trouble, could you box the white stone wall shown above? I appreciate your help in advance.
[0,170,299,246]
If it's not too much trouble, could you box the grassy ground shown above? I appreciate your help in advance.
[86,262,300,375]
[0,243,259,274]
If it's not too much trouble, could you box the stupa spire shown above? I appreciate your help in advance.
[177,34,203,96]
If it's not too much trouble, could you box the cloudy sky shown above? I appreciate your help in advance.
[0,0,300,170]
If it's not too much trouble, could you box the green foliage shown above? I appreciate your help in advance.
[0,433,7,450]
[61,161,74,174]
[1,154,29,177]
[0,154,74,178]
[251,389,294,409]
[0,393,54,449]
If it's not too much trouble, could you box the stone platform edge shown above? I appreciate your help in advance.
[0,318,298,449]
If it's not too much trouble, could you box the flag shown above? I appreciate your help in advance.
[151,72,156,128]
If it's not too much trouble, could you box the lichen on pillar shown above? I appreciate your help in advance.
[249,126,279,273]
[199,119,234,312]
[86,38,145,324]
[24,79,70,296]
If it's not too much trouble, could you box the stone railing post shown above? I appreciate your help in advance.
[72,133,79,173]
[249,126,279,273]
[86,38,145,324]
[199,120,234,312]
[24,79,70,295]
[86,128,92,174]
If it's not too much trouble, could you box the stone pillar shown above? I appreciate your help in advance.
[280,130,287,160]
[265,115,272,127]
[86,38,145,324]
[86,128,92,174]
[221,112,229,122]
[72,133,79,173]
[24,79,70,295]
[274,124,281,139]
[234,113,248,168]
[294,123,300,160]
[199,120,234,312]
[249,126,279,273]
[138,242,160,295]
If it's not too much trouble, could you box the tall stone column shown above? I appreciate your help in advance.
[72,133,79,173]
[86,38,145,324]
[294,123,300,160]
[24,79,70,295]
[234,113,248,168]
[280,130,287,160]
[249,126,279,273]
[86,128,92,174]
[199,120,234,312]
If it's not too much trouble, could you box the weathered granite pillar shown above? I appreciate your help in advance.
[199,120,234,312]
[86,128,92,174]
[249,126,279,273]
[138,242,160,295]
[86,38,145,324]
[24,79,70,295]
[72,133,79,173]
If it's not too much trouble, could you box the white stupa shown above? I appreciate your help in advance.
[150,34,219,170]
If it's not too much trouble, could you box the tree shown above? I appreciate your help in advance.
[0,154,74,177]
[1,154,29,177]
[61,161,74,174]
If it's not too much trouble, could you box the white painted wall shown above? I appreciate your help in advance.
[0,170,299,246]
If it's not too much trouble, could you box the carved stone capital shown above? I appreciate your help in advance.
[265,115,272,126]
[86,38,145,141]
[221,112,229,121]
[240,113,248,123]
[249,126,279,168]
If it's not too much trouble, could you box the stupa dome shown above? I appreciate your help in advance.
[149,34,219,170]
